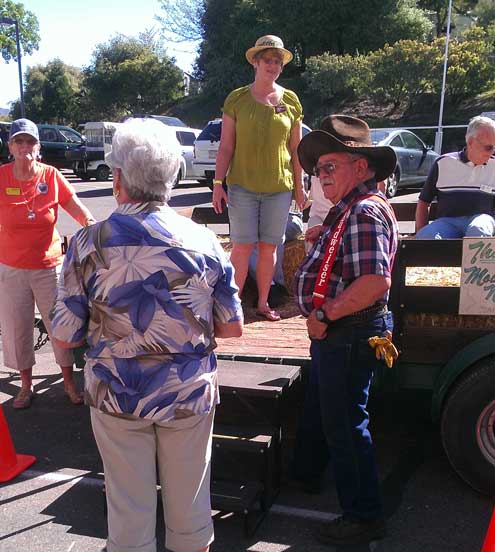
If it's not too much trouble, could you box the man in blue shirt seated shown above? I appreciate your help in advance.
[415,116,495,239]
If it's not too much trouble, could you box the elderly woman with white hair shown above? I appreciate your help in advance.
[51,118,243,552]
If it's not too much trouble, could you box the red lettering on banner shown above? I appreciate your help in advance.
[312,194,387,308]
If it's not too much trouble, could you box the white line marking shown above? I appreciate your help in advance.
[270,504,338,522]
[21,468,340,522]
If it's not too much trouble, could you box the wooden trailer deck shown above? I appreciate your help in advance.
[194,200,434,367]
[215,302,311,365]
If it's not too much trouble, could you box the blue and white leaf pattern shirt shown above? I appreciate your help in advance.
[51,202,242,421]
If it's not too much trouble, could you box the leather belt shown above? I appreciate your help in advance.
[330,304,388,329]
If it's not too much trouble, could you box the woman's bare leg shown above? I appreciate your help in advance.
[229,242,255,296]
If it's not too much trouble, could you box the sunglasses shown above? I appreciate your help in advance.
[12,137,38,145]
[314,159,358,177]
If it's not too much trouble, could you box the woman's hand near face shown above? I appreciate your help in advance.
[212,184,228,214]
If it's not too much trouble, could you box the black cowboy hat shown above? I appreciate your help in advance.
[298,115,397,182]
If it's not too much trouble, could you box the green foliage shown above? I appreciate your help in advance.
[474,0,495,28]
[303,24,495,109]
[304,53,371,101]
[82,34,185,121]
[431,27,495,105]
[0,0,40,62]
[367,40,438,106]
[10,59,82,123]
[194,0,265,101]
[418,0,477,36]
[182,0,433,107]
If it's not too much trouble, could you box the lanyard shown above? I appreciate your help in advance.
[312,194,393,308]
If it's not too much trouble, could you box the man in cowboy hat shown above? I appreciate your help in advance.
[294,114,399,545]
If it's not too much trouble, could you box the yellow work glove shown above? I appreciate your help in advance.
[368,330,398,368]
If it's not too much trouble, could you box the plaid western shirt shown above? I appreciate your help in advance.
[294,179,399,317]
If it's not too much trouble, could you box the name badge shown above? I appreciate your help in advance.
[480,184,495,194]
[5,187,21,196]
[274,104,287,114]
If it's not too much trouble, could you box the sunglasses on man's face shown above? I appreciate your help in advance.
[313,159,358,177]
[12,137,38,145]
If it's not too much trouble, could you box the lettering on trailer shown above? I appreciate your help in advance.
[459,238,495,314]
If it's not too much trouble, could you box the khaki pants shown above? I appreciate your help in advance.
[91,407,215,552]
[0,264,73,370]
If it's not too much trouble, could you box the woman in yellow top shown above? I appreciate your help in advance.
[212,35,306,321]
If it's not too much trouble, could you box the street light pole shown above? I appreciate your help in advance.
[0,16,25,118]
[434,0,453,154]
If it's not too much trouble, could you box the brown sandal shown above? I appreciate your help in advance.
[255,309,281,322]
[64,388,84,405]
[13,388,34,409]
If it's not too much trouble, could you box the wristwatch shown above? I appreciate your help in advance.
[315,308,331,324]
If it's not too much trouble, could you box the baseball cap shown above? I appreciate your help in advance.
[9,119,39,141]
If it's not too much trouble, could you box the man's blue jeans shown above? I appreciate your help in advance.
[300,312,393,521]
[416,214,495,239]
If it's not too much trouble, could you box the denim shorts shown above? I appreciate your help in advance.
[227,184,292,245]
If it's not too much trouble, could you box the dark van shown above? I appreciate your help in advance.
[37,124,85,169]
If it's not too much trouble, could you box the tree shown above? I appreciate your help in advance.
[431,26,495,105]
[82,34,185,121]
[10,59,82,123]
[0,0,40,61]
[304,53,371,101]
[256,0,432,61]
[418,0,477,36]
[473,0,495,28]
[194,0,266,98]
[155,0,203,43]
[190,0,433,101]
[367,40,438,108]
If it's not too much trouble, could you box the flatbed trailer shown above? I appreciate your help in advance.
[195,201,495,496]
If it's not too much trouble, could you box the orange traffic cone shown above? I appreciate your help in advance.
[482,507,495,552]
[0,404,36,482]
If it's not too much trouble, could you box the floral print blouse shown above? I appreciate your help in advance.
[51,202,242,422]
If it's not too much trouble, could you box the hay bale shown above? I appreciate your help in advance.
[218,236,307,296]
[282,237,307,295]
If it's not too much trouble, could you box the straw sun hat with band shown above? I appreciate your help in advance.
[298,114,397,183]
[245,35,293,66]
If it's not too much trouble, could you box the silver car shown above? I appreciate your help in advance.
[371,129,439,198]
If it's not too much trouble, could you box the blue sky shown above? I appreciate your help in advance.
[0,0,198,108]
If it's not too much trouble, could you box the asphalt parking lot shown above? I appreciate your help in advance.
[1,335,492,552]
[0,175,492,551]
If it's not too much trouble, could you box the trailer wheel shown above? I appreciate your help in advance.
[95,165,110,181]
[441,356,495,495]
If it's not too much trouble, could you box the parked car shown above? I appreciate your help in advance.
[174,127,202,182]
[193,119,312,188]
[67,121,120,181]
[125,114,188,128]
[0,122,12,163]
[371,129,439,198]
[37,124,85,169]
[1,122,85,169]
[68,121,202,183]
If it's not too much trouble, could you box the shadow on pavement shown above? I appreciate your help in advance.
[169,191,212,208]
[76,188,113,198]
